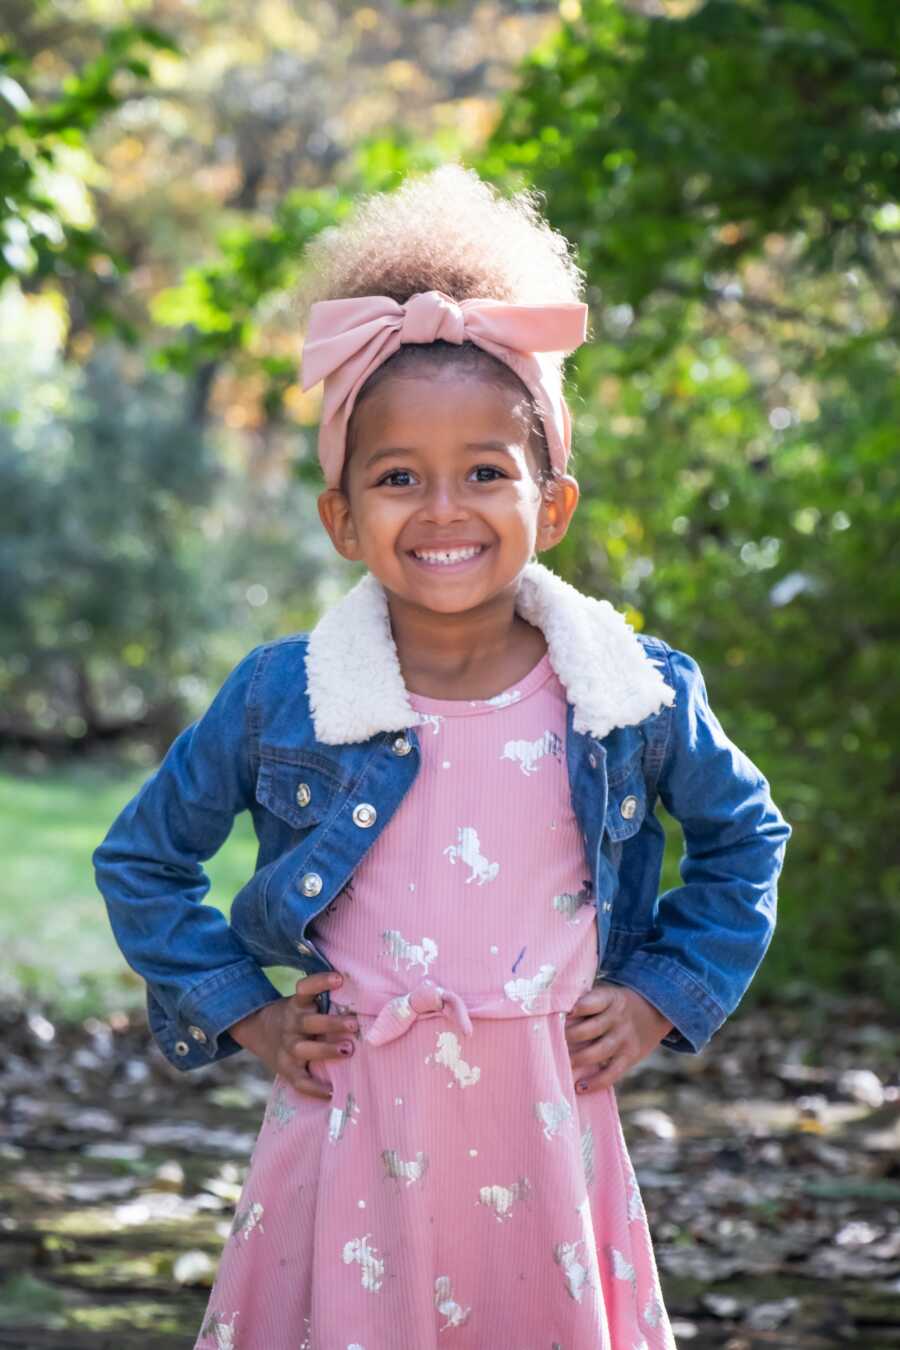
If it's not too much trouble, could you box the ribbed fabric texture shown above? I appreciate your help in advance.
[194,651,675,1349]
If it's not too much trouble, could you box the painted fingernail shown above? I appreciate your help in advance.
[576,1079,590,1092]
[338,1041,354,1055]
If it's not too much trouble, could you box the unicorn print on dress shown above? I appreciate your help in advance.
[553,1235,593,1303]
[381,1148,429,1186]
[328,1092,361,1143]
[643,1293,666,1328]
[471,686,522,710]
[414,710,443,734]
[229,1201,264,1242]
[432,1030,481,1087]
[342,1234,385,1292]
[581,1123,596,1188]
[382,928,438,975]
[626,1171,645,1221]
[552,879,593,924]
[443,826,500,884]
[434,1275,472,1329]
[534,1098,574,1139]
[504,963,557,1012]
[264,1083,296,1131]
[500,728,563,776]
[606,1243,638,1294]
[199,1310,239,1349]
[477,1175,532,1222]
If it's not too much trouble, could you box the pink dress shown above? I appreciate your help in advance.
[195,650,675,1350]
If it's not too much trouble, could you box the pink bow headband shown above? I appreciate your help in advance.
[299,289,589,489]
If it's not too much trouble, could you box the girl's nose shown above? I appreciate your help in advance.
[421,483,467,520]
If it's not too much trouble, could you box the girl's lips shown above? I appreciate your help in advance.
[406,545,489,574]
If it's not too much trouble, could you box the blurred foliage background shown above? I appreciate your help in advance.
[1,0,897,1017]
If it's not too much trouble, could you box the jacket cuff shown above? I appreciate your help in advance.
[598,948,727,1055]
[148,960,284,1071]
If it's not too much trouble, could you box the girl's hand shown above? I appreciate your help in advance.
[227,972,359,1101]
[564,981,674,1094]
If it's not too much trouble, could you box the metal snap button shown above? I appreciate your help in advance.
[298,872,323,896]
[352,802,377,828]
[602,900,612,913]
[295,782,311,807]
[588,753,597,768]
[295,940,313,957]
[174,1040,190,1056]
[391,735,412,755]
[188,1025,207,1044]
[620,795,639,819]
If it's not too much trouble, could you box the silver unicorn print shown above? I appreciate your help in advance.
[477,1175,532,1222]
[553,1236,592,1303]
[382,1148,429,1186]
[382,928,438,975]
[433,1030,481,1088]
[626,1171,645,1221]
[643,1293,666,1328]
[552,879,593,924]
[434,1274,472,1329]
[199,1310,239,1349]
[474,686,522,709]
[443,825,500,884]
[415,711,443,734]
[264,1083,296,1131]
[581,1123,596,1188]
[606,1242,638,1293]
[504,963,557,1012]
[342,1233,385,1292]
[534,1098,574,1140]
[328,1091,361,1144]
[229,1199,264,1241]
[500,729,563,776]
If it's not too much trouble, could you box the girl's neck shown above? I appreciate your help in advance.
[389,600,547,701]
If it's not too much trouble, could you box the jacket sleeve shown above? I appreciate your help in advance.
[91,643,284,1071]
[601,645,792,1055]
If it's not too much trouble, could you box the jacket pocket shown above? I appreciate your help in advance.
[255,747,344,832]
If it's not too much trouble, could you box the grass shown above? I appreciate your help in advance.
[0,753,302,1018]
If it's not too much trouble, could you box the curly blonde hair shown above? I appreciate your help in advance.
[295,163,588,494]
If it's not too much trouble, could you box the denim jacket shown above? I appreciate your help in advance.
[92,560,791,1072]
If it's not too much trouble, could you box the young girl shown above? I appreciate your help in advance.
[93,165,791,1350]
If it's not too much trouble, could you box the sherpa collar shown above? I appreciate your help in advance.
[304,559,675,745]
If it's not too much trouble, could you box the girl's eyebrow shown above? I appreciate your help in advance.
[365,440,515,469]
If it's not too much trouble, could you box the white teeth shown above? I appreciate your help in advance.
[413,546,482,565]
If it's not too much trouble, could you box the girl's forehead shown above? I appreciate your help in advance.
[355,371,532,439]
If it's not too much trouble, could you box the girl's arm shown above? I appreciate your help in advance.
[601,645,792,1055]
[92,644,283,1071]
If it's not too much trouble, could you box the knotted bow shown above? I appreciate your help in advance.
[365,977,473,1048]
[299,289,589,489]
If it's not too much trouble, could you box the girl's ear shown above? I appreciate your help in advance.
[537,474,580,553]
[317,489,364,561]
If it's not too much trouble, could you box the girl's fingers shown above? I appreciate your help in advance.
[569,1026,623,1068]
[290,1036,354,1062]
[565,1010,616,1045]
[284,1063,334,1101]
[292,971,344,1004]
[293,1010,359,1039]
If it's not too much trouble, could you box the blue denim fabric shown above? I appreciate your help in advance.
[92,632,791,1071]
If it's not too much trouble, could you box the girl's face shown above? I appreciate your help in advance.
[316,370,579,616]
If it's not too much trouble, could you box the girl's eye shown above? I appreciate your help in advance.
[377,469,413,486]
[376,465,505,487]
